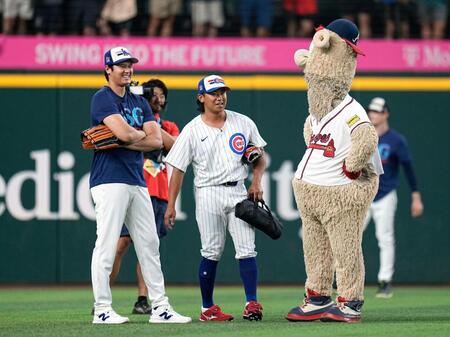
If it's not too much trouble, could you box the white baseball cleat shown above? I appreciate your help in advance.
[149,305,192,324]
[92,309,130,324]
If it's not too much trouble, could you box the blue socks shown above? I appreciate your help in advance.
[239,257,258,302]
[199,257,218,308]
[199,257,258,307]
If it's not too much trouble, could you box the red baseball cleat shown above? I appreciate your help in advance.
[199,305,234,321]
[243,301,263,321]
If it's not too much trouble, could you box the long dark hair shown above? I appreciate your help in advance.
[142,78,169,108]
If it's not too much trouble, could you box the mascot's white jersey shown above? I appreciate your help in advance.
[295,95,383,186]
[165,109,266,187]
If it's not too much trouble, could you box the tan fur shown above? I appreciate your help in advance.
[304,31,356,121]
[294,26,378,302]
[345,124,378,173]
[303,116,312,146]
[293,177,378,299]
[305,74,348,121]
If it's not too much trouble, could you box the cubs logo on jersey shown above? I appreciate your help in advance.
[229,133,247,155]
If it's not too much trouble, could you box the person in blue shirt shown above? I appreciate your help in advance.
[364,97,424,298]
[89,46,191,325]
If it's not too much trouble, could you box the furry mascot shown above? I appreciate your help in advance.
[286,19,383,323]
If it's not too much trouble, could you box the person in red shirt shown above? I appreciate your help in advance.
[283,0,318,37]
[109,78,179,315]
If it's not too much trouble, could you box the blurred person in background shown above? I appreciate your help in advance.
[283,0,318,37]
[338,0,373,37]
[364,97,424,299]
[380,0,416,39]
[65,0,100,35]
[147,0,181,36]
[2,0,33,34]
[98,0,137,36]
[417,0,447,39]
[190,0,225,37]
[34,0,63,35]
[110,79,180,315]
[240,0,273,37]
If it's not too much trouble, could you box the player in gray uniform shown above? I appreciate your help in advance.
[164,75,267,321]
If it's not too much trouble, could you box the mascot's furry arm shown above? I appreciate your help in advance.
[303,116,312,146]
[344,124,378,173]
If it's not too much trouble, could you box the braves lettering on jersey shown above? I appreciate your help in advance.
[89,86,154,188]
[165,110,266,187]
[295,95,382,186]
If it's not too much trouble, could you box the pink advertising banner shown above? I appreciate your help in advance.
[0,36,449,72]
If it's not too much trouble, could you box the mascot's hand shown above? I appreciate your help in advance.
[294,49,309,69]
[343,161,361,180]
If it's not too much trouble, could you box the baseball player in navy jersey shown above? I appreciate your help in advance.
[108,79,179,315]
[89,46,191,324]
[364,97,424,298]
[164,75,267,321]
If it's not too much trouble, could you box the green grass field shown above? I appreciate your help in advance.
[1,285,449,337]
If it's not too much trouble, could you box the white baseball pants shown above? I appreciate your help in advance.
[363,190,398,283]
[195,183,257,261]
[90,183,169,310]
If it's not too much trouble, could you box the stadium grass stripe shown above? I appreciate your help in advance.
[1,286,449,337]
[0,74,449,91]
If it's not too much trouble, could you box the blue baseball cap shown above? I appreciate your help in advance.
[198,75,230,94]
[323,19,365,56]
[104,46,138,66]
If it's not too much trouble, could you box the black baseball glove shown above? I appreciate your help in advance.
[235,199,283,240]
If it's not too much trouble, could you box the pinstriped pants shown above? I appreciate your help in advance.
[195,183,257,261]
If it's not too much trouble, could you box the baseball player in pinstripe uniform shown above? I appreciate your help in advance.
[89,46,191,324]
[164,75,267,321]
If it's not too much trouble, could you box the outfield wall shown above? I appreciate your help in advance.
[0,74,449,284]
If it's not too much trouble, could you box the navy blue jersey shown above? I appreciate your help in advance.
[89,86,155,188]
[375,128,418,201]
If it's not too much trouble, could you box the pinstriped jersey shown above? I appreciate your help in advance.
[165,110,267,187]
[295,95,383,186]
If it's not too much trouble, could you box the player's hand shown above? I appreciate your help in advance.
[164,206,176,230]
[411,192,424,218]
[247,183,263,201]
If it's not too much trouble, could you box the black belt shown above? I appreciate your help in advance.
[222,181,238,186]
